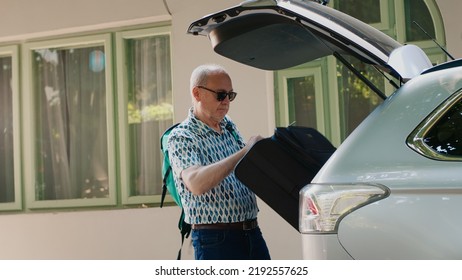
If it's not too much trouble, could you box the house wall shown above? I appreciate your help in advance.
[436,0,462,59]
[0,0,459,260]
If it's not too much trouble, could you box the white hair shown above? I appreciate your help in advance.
[190,64,229,92]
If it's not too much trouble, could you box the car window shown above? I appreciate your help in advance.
[424,98,462,157]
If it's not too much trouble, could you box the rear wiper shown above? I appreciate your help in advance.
[333,51,387,100]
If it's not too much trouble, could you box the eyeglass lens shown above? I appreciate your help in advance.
[198,86,237,102]
[216,91,237,101]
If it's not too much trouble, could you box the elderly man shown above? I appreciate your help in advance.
[167,64,271,260]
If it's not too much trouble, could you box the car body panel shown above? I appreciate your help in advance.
[338,190,462,259]
[301,234,353,259]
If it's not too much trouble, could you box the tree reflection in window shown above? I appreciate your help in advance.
[337,54,385,139]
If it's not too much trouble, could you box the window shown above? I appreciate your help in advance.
[336,55,385,138]
[0,46,21,211]
[116,27,173,205]
[275,62,327,135]
[287,75,318,128]
[404,0,436,42]
[421,91,462,159]
[23,34,117,208]
[0,54,14,203]
[2,24,174,212]
[395,0,447,63]
[338,0,381,24]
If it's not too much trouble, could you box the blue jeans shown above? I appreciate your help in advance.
[191,227,271,260]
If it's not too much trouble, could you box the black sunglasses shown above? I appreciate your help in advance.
[197,86,237,102]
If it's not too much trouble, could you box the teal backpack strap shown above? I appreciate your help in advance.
[225,122,245,148]
[160,123,192,259]
[160,123,180,208]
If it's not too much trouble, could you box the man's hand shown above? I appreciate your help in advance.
[244,135,264,152]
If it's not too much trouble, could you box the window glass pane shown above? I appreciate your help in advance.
[125,35,173,196]
[405,0,435,42]
[424,98,462,157]
[0,56,15,203]
[287,76,317,128]
[337,55,384,139]
[33,46,109,200]
[337,0,381,24]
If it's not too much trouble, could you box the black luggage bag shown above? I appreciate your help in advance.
[235,126,336,230]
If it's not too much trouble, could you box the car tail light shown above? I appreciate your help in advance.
[299,183,389,233]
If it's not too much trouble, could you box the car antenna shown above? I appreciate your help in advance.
[413,21,455,60]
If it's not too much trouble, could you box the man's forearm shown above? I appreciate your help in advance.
[181,148,247,195]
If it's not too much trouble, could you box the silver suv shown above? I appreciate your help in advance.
[188,0,462,259]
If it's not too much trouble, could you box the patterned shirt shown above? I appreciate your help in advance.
[167,108,259,224]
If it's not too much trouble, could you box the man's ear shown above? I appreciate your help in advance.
[192,86,201,101]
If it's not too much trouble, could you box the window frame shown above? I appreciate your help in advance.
[22,34,118,209]
[395,0,447,49]
[275,57,341,145]
[275,64,326,134]
[0,45,22,211]
[372,0,391,31]
[335,0,392,31]
[115,26,174,206]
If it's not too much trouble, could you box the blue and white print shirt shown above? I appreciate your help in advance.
[167,108,259,224]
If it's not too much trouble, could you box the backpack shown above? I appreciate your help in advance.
[159,122,243,260]
[160,123,190,260]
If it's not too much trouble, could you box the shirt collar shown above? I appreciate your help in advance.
[187,107,231,136]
